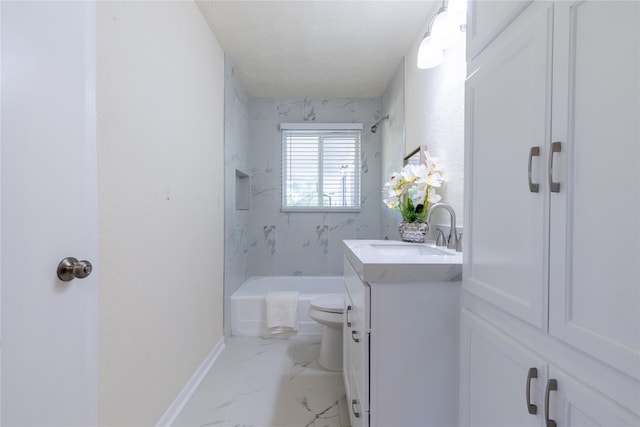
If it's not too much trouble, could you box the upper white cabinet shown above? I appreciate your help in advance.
[466,0,532,60]
[463,0,639,424]
[548,0,640,380]
[465,0,639,377]
[465,1,553,330]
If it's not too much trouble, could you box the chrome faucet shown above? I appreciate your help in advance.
[426,203,459,251]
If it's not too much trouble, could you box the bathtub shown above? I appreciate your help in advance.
[230,276,345,336]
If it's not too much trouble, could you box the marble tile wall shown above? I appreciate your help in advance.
[248,98,383,276]
[224,59,386,325]
[224,58,251,335]
[380,59,407,240]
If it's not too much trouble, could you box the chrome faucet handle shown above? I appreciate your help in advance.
[447,229,458,250]
[435,228,447,246]
[455,232,463,252]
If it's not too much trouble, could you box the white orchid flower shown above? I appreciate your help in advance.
[384,188,400,201]
[382,153,445,222]
[400,164,417,183]
[426,171,444,187]
[411,164,429,181]
[427,186,442,203]
[423,150,443,173]
[383,197,399,208]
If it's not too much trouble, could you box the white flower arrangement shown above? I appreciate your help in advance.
[383,151,445,223]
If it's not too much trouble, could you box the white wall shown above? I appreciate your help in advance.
[96,2,225,425]
[405,22,466,228]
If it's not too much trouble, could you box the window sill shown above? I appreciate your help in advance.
[281,207,362,213]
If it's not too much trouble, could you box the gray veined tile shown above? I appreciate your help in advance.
[225,382,289,426]
[288,340,321,370]
[175,336,348,427]
[282,393,342,427]
[336,377,349,427]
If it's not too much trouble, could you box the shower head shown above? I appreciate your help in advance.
[370,114,389,133]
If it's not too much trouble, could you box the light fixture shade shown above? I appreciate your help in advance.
[417,35,444,69]
[448,0,467,25]
[431,10,461,50]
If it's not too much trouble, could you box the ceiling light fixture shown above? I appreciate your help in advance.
[417,35,444,69]
[417,0,466,70]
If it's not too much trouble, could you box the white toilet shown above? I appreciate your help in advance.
[308,295,345,371]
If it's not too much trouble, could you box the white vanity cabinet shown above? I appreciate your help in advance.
[342,240,462,427]
[462,1,640,425]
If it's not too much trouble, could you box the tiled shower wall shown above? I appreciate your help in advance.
[224,59,250,335]
[224,59,385,334]
[380,59,406,240]
[248,98,383,276]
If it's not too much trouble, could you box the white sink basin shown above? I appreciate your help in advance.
[343,240,462,283]
[369,243,453,256]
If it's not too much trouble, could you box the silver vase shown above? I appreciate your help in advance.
[398,221,428,243]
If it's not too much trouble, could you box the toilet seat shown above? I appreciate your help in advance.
[310,295,344,314]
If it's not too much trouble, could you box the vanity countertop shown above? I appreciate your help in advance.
[343,239,462,283]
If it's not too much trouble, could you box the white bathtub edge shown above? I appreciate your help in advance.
[230,276,346,337]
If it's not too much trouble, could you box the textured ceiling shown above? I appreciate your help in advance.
[197,1,436,98]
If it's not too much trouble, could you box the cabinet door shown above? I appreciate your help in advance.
[350,313,369,426]
[461,309,546,427]
[546,366,640,427]
[343,299,356,424]
[344,296,369,427]
[343,258,370,426]
[467,0,532,60]
[343,257,369,331]
[464,2,553,329]
[549,0,640,380]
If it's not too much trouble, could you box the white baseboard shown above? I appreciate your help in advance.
[155,337,225,426]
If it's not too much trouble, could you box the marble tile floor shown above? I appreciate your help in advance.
[172,335,350,427]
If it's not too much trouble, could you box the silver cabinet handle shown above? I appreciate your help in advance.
[351,399,361,418]
[351,330,360,343]
[545,379,558,427]
[57,257,93,282]
[528,147,540,192]
[548,141,561,193]
[346,305,352,327]
[526,367,538,415]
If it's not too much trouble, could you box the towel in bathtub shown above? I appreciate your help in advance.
[265,291,299,334]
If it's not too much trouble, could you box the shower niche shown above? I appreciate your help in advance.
[235,169,250,211]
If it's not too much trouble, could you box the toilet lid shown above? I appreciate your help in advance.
[310,295,344,314]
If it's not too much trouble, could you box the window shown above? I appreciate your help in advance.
[281,123,362,211]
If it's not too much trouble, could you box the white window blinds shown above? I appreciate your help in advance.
[281,124,362,211]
